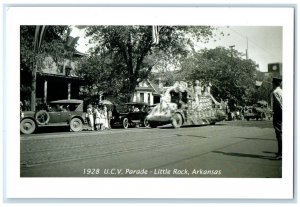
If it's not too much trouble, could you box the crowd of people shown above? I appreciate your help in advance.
[86,104,112,131]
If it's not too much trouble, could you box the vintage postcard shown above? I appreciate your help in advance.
[3,4,295,200]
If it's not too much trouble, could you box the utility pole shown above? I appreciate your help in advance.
[246,37,249,60]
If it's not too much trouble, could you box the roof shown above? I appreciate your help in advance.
[135,79,160,94]
[50,99,83,104]
[37,72,84,82]
[147,80,160,94]
[74,49,88,57]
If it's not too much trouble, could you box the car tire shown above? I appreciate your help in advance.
[172,113,183,128]
[35,110,50,125]
[149,122,157,128]
[143,118,150,127]
[123,118,129,129]
[20,118,36,134]
[70,118,83,132]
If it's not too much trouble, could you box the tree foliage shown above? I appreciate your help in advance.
[20,26,75,106]
[20,26,70,72]
[76,53,128,103]
[179,47,259,107]
[79,26,215,101]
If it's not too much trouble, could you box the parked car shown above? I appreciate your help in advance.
[244,107,262,120]
[244,101,272,121]
[20,99,86,134]
[244,106,270,121]
[110,102,150,129]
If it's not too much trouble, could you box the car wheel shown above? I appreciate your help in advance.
[143,118,150,127]
[35,110,50,125]
[70,118,83,132]
[172,113,183,128]
[149,122,157,128]
[20,118,36,134]
[123,118,129,129]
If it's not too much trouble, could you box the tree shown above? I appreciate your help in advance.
[179,47,258,108]
[20,25,75,110]
[253,72,273,105]
[82,26,214,101]
[76,52,128,104]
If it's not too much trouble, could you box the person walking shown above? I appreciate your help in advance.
[272,77,282,160]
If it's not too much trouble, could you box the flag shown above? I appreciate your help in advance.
[152,26,159,45]
[65,26,80,49]
[33,25,48,52]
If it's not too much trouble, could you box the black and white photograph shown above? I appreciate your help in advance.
[19,25,283,178]
[2,4,295,201]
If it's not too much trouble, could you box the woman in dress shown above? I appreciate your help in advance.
[103,105,109,129]
[87,104,94,131]
[94,107,101,131]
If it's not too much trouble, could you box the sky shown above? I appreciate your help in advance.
[197,26,283,72]
[73,26,282,73]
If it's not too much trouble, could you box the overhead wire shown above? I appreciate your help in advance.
[228,27,281,60]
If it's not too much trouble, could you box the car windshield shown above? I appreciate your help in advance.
[114,103,149,113]
[125,104,148,112]
[48,103,80,112]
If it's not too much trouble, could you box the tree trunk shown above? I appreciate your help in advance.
[128,76,138,102]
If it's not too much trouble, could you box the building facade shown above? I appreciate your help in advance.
[132,80,161,105]
[33,52,86,106]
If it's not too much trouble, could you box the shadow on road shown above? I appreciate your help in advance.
[158,123,226,130]
[232,137,276,142]
[185,134,208,139]
[262,151,277,154]
[212,150,280,161]
[34,126,70,134]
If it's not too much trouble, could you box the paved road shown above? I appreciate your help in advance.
[20,120,281,178]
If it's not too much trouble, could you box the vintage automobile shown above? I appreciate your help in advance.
[20,99,86,134]
[243,106,263,121]
[110,102,150,129]
[244,101,272,121]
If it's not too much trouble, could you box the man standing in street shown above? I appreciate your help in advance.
[272,77,282,160]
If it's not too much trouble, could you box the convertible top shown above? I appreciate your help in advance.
[49,99,83,111]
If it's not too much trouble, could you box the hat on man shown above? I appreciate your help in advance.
[272,77,282,86]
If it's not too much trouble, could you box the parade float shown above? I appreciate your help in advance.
[146,81,226,128]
